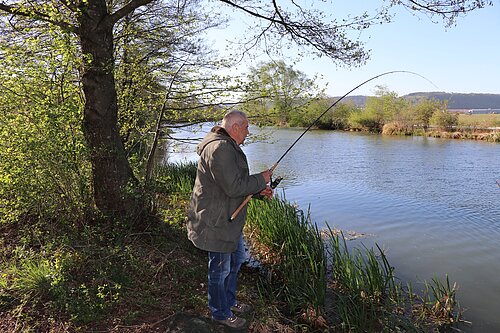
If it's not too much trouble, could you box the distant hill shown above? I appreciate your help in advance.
[404,92,500,109]
[337,95,368,107]
[328,95,368,107]
[332,92,500,109]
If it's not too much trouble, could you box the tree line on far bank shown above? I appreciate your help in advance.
[241,62,499,142]
[240,62,457,133]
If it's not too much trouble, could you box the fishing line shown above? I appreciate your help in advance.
[230,70,437,221]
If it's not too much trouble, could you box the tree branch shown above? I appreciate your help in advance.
[0,2,77,32]
[218,0,280,23]
[404,0,491,14]
[393,0,493,26]
[217,0,371,63]
[108,0,156,25]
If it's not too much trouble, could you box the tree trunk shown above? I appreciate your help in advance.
[79,0,142,218]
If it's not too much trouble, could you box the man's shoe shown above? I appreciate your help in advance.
[213,315,247,329]
[231,302,252,314]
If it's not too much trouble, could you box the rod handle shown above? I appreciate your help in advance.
[229,163,278,222]
[229,194,253,221]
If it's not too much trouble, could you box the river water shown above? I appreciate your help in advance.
[166,125,500,332]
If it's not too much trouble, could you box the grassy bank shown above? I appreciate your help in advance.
[382,114,500,142]
[382,122,500,142]
[458,113,500,128]
[0,162,462,332]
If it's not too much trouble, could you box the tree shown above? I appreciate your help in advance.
[0,0,159,218]
[0,0,492,219]
[112,1,222,177]
[243,60,322,125]
[0,0,221,220]
[430,107,457,131]
[331,102,359,130]
[411,98,447,130]
[353,86,407,131]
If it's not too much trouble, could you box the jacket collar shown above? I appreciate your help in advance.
[212,126,235,144]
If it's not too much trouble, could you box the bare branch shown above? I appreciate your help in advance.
[217,0,372,64]
[392,0,493,26]
[404,0,491,14]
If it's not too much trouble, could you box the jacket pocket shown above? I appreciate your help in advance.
[213,201,229,227]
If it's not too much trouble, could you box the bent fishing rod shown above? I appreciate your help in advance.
[230,70,433,221]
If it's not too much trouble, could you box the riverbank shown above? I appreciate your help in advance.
[380,123,500,142]
[354,113,499,142]
[286,108,500,143]
[0,162,463,332]
[384,113,500,142]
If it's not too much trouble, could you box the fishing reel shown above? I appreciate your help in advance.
[270,176,283,189]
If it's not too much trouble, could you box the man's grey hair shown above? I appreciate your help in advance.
[221,110,247,128]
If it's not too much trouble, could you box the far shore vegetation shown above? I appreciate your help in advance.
[241,62,499,143]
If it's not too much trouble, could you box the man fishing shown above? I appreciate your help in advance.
[187,110,273,329]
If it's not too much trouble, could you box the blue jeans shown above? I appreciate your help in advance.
[207,234,246,320]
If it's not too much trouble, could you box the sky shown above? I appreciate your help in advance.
[203,1,500,97]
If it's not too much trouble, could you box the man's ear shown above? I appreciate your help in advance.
[226,124,237,140]
[230,123,239,134]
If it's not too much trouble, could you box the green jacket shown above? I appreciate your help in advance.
[187,126,267,253]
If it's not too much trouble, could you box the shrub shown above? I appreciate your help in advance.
[382,122,412,136]
[349,110,383,132]
[0,27,92,226]
[430,110,458,131]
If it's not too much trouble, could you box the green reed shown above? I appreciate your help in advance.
[152,161,197,195]
[327,229,404,330]
[327,229,461,331]
[419,275,461,326]
[247,196,326,314]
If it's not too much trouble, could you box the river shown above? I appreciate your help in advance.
[165,125,500,332]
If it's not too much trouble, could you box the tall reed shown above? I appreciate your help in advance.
[418,275,461,327]
[246,196,326,315]
[327,229,404,331]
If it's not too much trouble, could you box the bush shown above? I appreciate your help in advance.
[382,122,412,136]
[349,110,383,132]
[430,110,458,131]
[0,28,92,226]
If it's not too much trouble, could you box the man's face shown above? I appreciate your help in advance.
[233,119,249,145]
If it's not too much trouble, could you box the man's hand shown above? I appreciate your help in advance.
[260,169,273,183]
[259,186,273,199]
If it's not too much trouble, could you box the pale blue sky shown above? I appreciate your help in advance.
[204,1,500,97]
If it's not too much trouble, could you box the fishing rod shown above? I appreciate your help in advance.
[230,70,434,221]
